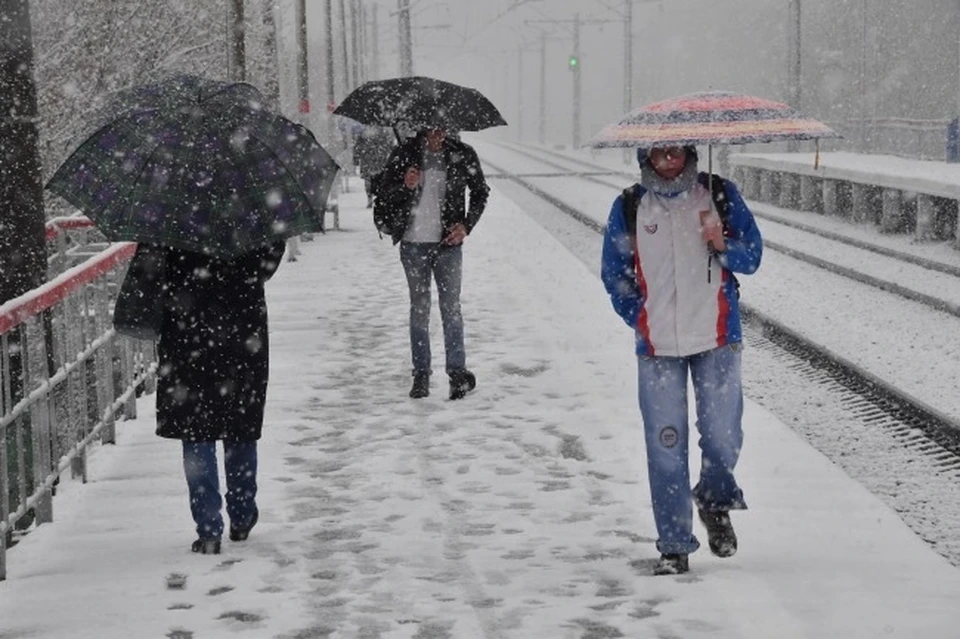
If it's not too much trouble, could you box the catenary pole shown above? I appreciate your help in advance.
[787,0,801,151]
[295,0,309,116]
[398,0,413,76]
[528,14,616,149]
[371,4,380,80]
[517,44,524,141]
[226,0,246,81]
[261,0,281,104]
[338,0,351,92]
[350,0,361,88]
[624,0,632,115]
[573,13,581,148]
[539,30,547,145]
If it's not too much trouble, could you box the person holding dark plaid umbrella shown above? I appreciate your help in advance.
[335,77,504,400]
[48,74,339,555]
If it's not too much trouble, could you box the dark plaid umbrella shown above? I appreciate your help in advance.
[333,76,507,132]
[47,74,339,258]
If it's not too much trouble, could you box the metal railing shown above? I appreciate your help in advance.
[0,222,156,581]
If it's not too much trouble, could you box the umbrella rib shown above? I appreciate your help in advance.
[50,114,168,224]
[245,130,329,215]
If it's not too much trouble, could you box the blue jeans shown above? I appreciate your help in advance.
[636,345,746,555]
[182,440,258,541]
[399,242,466,375]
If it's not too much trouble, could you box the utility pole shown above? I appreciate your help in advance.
[528,14,617,149]
[572,13,581,148]
[539,31,547,144]
[295,0,309,116]
[358,0,367,84]
[370,4,380,80]
[325,0,336,141]
[338,0,351,92]
[858,0,868,152]
[517,44,524,141]
[226,0,246,81]
[624,0,633,115]
[260,0,281,104]
[787,0,801,151]
[350,0,361,89]
[0,0,46,306]
[398,0,413,76]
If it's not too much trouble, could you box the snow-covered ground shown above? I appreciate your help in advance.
[2,178,960,638]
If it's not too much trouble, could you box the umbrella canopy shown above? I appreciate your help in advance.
[588,91,840,149]
[47,74,340,259]
[333,76,507,132]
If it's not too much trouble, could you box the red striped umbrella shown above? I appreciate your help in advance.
[588,91,840,148]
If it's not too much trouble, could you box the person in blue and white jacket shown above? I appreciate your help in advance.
[601,145,762,576]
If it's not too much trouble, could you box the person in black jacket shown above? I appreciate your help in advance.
[154,242,285,554]
[373,129,490,400]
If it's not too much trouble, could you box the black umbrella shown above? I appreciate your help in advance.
[333,76,507,133]
[47,74,340,259]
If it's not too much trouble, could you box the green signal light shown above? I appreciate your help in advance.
[568,54,579,69]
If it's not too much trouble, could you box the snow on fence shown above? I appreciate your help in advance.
[0,228,157,581]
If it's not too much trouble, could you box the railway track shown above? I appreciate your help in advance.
[490,142,960,318]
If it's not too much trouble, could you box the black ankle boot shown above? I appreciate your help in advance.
[698,508,738,558]
[448,370,476,400]
[191,538,221,554]
[410,372,430,398]
[654,553,689,575]
[229,509,259,542]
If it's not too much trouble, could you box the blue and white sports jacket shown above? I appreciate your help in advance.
[601,175,762,357]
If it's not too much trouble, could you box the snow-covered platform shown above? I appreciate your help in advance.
[1,180,959,639]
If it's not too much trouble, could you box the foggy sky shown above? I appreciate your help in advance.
[284,0,960,158]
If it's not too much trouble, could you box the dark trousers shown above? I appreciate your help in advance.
[182,440,258,541]
[399,241,466,375]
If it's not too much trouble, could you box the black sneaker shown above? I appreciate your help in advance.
[410,372,430,398]
[448,370,476,400]
[229,509,259,542]
[653,553,689,575]
[191,538,221,555]
[698,509,738,558]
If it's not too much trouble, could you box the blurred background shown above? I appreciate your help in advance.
[27,0,960,187]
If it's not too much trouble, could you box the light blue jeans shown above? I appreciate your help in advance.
[182,440,258,541]
[637,344,746,555]
[399,242,466,375]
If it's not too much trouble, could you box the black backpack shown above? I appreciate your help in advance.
[621,172,731,235]
[621,172,739,294]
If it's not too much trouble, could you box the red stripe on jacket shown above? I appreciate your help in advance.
[634,238,655,356]
[715,269,731,347]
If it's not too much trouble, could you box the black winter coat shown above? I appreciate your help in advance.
[373,134,490,244]
[155,242,285,442]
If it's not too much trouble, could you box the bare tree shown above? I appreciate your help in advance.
[31,0,227,206]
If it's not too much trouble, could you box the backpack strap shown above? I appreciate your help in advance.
[622,183,641,236]
[697,172,731,227]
